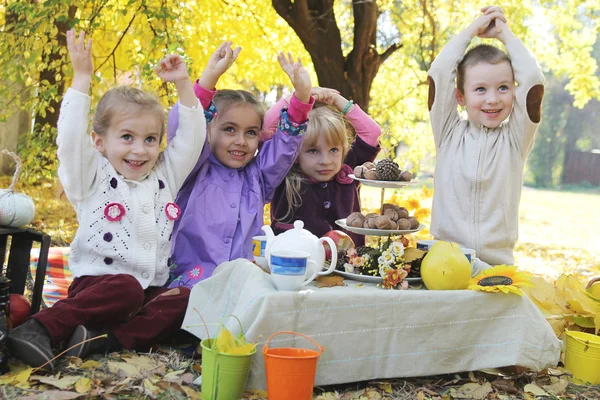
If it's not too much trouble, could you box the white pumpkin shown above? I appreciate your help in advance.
[0,150,35,228]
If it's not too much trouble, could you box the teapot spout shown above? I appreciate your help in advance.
[261,225,275,246]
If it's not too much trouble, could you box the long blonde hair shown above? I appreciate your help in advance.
[278,104,351,223]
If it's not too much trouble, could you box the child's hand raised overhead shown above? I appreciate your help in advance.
[155,54,190,83]
[278,52,311,103]
[66,29,93,94]
[311,87,340,104]
[467,5,507,39]
[198,41,242,89]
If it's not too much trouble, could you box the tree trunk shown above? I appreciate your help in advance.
[31,5,77,159]
[272,0,401,112]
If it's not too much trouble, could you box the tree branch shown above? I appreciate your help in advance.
[94,3,143,73]
[380,43,402,64]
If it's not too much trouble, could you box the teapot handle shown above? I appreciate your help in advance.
[318,237,337,275]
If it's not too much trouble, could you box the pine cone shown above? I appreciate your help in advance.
[376,159,401,181]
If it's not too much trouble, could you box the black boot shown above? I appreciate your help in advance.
[7,318,55,369]
[65,325,122,359]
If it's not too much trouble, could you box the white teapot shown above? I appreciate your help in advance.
[262,221,337,275]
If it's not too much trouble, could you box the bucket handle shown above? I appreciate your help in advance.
[210,314,247,352]
[263,331,325,356]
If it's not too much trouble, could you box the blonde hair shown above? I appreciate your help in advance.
[93,86,165,138]
[456,44,512,94]
[278,104,351,223]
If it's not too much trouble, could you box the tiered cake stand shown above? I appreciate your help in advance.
[334,174,424,283]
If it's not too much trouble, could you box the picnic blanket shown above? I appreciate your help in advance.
[182,259,562,390]
[30,247,73,307]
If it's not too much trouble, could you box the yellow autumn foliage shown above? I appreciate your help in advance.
[522,275,600,336]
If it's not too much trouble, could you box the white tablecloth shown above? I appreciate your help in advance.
[182,259,561,390]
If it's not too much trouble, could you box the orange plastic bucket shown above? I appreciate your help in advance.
[263,331,324,400]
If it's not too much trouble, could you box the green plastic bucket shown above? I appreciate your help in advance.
[200,315,257,400]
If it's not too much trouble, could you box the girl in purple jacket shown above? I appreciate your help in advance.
[167,45,314,287]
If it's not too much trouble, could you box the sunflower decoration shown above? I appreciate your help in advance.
[469,265,534,295]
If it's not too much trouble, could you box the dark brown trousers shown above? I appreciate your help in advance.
[34,274,190,350]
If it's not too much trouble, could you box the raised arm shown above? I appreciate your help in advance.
[485,13,544,156]
[57,29,100,202]
[166,41,241,143]
[259,52,314,200]
[155,53,206,195]
[427,7,507,148]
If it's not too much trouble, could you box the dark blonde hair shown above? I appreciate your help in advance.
[93,86,164,137]
[278,104,351,222]
[211,89,265,125]
[456,44,512,93]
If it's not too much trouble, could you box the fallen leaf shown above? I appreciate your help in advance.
[157,380,187,395]
[32,375,81,390]
[74,377,92,394]
[524,383,548,396]
[315,275,345,288]
[244,389,269,399]
[449,382,492,399]
[79,360,101,370]
[315,393,340,400]
[143,378,160,396]
[108,361,143,379]
[416,391,425,400]
[543,376,569,395]
[122,354,164,375]
[163,369,186,381]
[490,379,518,394]
[364,387,382,398]
[182,384,202,399]
[378,382,393,394]
[21,390,84,400]
[355,283,365,288]
[0,367,33,388]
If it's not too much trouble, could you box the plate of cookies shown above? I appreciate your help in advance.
[350,159,418,188]
[336,220,425,236]
[336,204,424,236]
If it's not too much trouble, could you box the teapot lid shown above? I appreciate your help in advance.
[293,220,304,230]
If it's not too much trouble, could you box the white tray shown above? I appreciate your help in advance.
[333,269,422,284]
[349,174,419,189]
[336,219,425,236]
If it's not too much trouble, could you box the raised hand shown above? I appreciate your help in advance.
[198,41,242,89]
[66,29,93,93]
[310,87,339,104]
[155,54,190,83]
[467,6,507,39]
[278,52,311,103]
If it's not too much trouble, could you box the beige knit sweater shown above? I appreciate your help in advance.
[427,32,544,266]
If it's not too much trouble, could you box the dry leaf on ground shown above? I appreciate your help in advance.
[490,379,518,394]
[449,382,492,399]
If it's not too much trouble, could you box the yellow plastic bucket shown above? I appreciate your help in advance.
[564,331,600,384]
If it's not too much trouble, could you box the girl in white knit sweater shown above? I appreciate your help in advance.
[8,29,210,369]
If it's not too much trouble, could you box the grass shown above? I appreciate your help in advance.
[360,180,600,280]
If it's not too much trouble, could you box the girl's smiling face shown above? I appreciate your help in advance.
[297,133,344,182]
[208,104,262,169]
[455,61,515,129]
[92,110,162,181]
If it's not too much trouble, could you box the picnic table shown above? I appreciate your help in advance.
[182,259,561,390]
